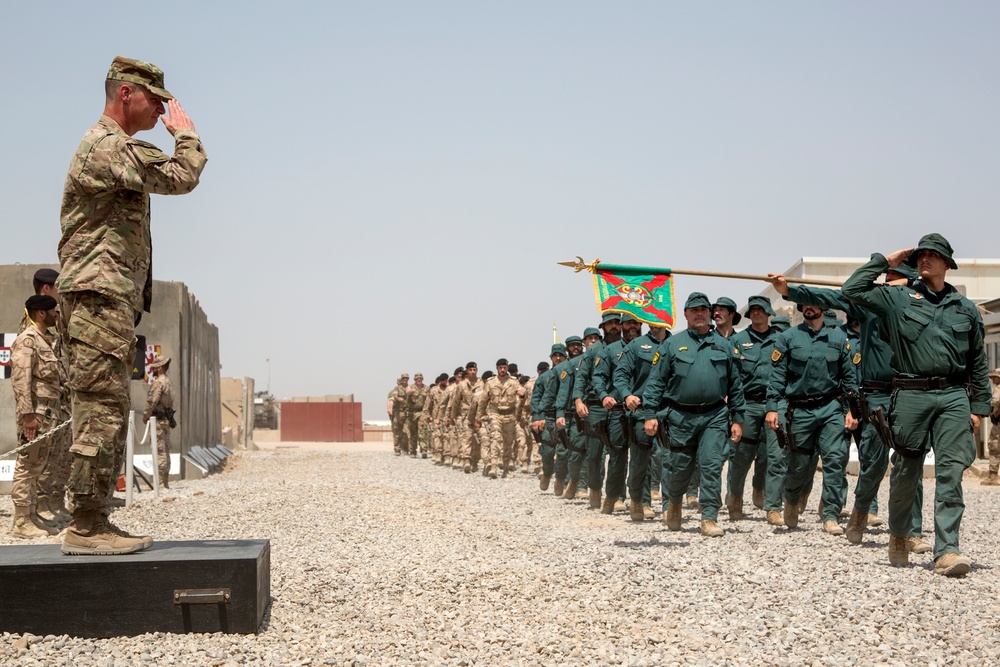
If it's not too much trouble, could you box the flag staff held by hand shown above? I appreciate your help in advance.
[557,257,843,287]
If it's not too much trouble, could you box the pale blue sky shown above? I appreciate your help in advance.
[1,2,997,418]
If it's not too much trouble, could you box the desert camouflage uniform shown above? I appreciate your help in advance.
[479,374,521,476]
[987,382,1000,476]
[423,384,443,462]
[57,115,206,512]
[406,382,430,457]
[142,372,175,482]
[388,382,409,454]
[450,377,479,470]
[10,324,70,510]
[442,382,460,466]
[518,377,538,471]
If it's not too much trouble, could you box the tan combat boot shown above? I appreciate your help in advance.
[845,507,867,545]
[664,501,682,530]
[823,519,844,536]
[614,499,626,513]
[562,480,578,500]
[700,520,724,537]
[934,553,972,577]
[752,487,764,510]
[685,495,700,510]
[766,510,784,527]
[589,488,602,510]
[600,496,616,514]
[907,536,932,554]
[888,534,909,567]
[104,514,153,551]
[783,502,799,529]
[553,478,565,497]
[11,507,49,539]
[981,472,999,486]
[539,475,551,492]
[867,513,884,527]
[35,495,58,522]
[727,494,744,521]
[629,499,644,522]
[61,509,145,555]
[797,492,811,516]
[642,505,655,520]
[650,489,662,502]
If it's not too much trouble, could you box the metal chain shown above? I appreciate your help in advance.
[0,418,73,459]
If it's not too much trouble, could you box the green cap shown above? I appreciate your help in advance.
[712,296,742,326]
[107,56,174,101]
[583,327,601,338]
[744,295,775,317]
[906,233,957,270]
[564,336,583,346]
[886,263,918,281]
[550,343,567,357]
[684,292,711,310]
[619,313,640,324]
[600,312,621,324]
[771,316,791,331]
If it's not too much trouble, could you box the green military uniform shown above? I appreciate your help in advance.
[843,238,989,568]
[531,346,565,488]
[592,331,633,513]
[642,293,745,529]
[766,312,858,527]
[548,337,585,495]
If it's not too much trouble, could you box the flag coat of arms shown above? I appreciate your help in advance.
[0,333,16,379]
[592,264,676,328]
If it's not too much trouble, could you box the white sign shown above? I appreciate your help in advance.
[132,453,179,475]
[0,459,14,482]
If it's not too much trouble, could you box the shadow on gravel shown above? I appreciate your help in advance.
[613,539,692,549]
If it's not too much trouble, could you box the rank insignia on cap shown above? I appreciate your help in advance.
[771,350,782,362]
[853,352,861,365]
[560,371,567,380]
[652,352,660,365]
[678,346,688,352]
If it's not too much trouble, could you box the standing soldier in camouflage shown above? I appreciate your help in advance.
[982,369,1000,486]
[443,368,465,467]
[471,370,492,473]
[57,56,206,555]
[10,296,69,539]
[520,363,548,474]
[388,374,410,456]
[406,373,430,458]
[478,359,521,478]
[450,362,479,473]
[142,355,175,488]
[425,374,447,464]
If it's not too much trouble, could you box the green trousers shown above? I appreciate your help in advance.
[664,405,729,522]
[603,409,629,500]
[584,405,608,492]
[783,400,849,522]
[566,417,590,489]
[627,414,655,505]
[539,418,556,478]
[888,386,974,559]
[728,401,779,507]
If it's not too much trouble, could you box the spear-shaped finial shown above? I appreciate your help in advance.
[557,256,601,273]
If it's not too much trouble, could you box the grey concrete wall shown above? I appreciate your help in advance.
[1,264,220,488]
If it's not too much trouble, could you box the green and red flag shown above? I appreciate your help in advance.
[590,263,676,328]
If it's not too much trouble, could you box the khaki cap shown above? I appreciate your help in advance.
[107,56,174,100]
[989,368,1000,379]
[149,355,171,369]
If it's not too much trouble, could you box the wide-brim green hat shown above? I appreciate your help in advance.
[906,233,957,270]
[744,295,775,317]
[712,296,742,326]
[684,292,711,310]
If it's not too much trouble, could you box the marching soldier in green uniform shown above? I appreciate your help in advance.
[643,293,745,537]
[593,315,643,514]
[560,327,606,504]
[573,314,623,509]
[728,296,784,525]
[531,346,567,491]
[843,234,989,576]
[550,336,585,497]
[766,301,858,535]
[614,319,670,521]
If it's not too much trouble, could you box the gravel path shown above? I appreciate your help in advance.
[2,447,1000,666]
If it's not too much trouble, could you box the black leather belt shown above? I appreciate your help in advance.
[787,393,838,409]
[586,398,603,407]
[893,374,967,390]
[665,398,726,414]
[861,380,892,392]
[744,390,766,403]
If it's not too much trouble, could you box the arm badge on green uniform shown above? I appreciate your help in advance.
[652,352,660,365]
[560,370,567,380]
[771,350,781,362]
[852,352,861,365]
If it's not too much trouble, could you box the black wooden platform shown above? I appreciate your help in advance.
[0,539,270,637]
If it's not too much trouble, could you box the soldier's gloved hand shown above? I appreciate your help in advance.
[625,395,641,411]
[23,414,39,441]
[765,411,779,430]
[644,419,659,437]
[602,397,617,410]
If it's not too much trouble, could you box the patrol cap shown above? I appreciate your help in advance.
[744,295,775,317]
[33,268,59,285]
[565,336,583,346]
[496,358,508,366]
[907,233,957,270]
[413,373,423,379]
[712,296,742,325]
[583,327,601,338]
[399,373,409,380]
[684,292,711,310]
[885,263,918,281]
[481,370,495,380]
[149,355,171,369]
[771,316,791,331]
[465,361,477,370]
[600,312,621,324]
[537,361,550,372]
[25,295,57,311]
[107,56,174,100]
[990,368,1000,379]
[550,344,567,357]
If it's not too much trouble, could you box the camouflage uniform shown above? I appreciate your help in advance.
[479,374,521,477]
[57,112,206,514]
[388,377,409,455]
[423,383,443,463]
[142,366,175,484]
[450,376,479,471]
[10,323,70,516]
[406,377,430,457]
[983,371,1000,484]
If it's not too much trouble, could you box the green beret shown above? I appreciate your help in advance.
[744,295,775,317]
[684,292,711,310]
[107,56,174,100]
[906,233,957,270]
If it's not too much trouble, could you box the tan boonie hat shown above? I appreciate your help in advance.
[107,56,174,101]
[990,368,1000,379]
[414,373,423,379]
[149,355,171,369]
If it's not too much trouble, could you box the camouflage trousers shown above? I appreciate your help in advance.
[430,422,447,461]
[406,413,428,455]
[11,410,61,508]
[988,428,1000,474]
[61,291,135,513]
[486,415,516,472]
[154,419,171,482]
[391,415,409,454]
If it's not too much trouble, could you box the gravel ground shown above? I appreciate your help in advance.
[2,447,1000,666]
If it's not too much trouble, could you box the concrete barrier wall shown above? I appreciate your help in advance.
[1,264,220,487]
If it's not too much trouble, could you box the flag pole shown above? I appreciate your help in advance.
[557,257,844,288]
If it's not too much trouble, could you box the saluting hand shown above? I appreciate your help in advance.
[161,100,197,135]
[885,248,915,268]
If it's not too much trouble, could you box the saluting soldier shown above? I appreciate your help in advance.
[643,292,745,537]
[843,234,990,576]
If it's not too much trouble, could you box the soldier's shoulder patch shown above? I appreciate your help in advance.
[853,352,861,365]
[560,370,567,380]
[846,343,851,351]
[678,346,688,352]
[771,350,781,362]
[652,351,660,365]
[128,140,169,166]
[21,336,34,349]
[594,357,601,367]
[616,351,624,362]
